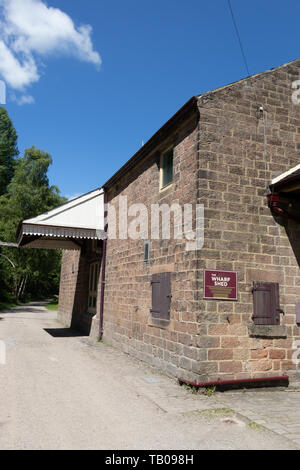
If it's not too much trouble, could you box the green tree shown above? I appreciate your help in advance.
[0,107,19,196]
[0,146,66,301]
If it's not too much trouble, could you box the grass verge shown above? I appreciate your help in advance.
[46,299,59,311]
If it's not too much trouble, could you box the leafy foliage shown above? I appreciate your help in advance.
[0,110,66,302]
[0,107,19,196]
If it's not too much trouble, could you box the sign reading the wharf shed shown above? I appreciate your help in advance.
[204,270,238,300]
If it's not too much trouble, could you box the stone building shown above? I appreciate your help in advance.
[18,59,300,385]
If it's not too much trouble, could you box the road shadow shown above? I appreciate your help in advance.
[44,328,88,338]
[0,307,48,315]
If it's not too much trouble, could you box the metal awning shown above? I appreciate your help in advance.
[17,188,106,250]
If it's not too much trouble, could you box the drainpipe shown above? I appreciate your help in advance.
[99,190,108,341]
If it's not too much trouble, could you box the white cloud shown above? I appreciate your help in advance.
[0,0,101,100]
[10,92,35,105]
[0,39,39,89]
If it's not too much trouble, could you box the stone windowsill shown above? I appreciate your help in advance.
[248,324,287,338]
[148,316,172,330]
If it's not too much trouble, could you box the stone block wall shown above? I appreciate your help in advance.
[195,59,300,382]
[58,242,101,335]
[60,60,300,383]
[101,115,201,379]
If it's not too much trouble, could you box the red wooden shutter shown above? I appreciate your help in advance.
[252,282,280,325]
[151,273,171,321]
[151,274,161,319]
[160,273,171,320]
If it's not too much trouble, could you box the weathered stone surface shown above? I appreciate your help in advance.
[248,324,288,339]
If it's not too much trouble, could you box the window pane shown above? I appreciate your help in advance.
[162,150,173,188]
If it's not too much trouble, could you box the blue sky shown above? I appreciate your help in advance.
[1,0,300,199]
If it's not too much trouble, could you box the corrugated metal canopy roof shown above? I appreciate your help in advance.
[18,188,106,250]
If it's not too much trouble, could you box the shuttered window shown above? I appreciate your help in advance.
[151,273,171,321]
[252,282,281,325]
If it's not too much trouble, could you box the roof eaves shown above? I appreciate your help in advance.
[103,96,199,190]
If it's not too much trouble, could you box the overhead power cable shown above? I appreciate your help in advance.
[227,0,250,77]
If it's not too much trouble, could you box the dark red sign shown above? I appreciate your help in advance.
[204,270,238,300]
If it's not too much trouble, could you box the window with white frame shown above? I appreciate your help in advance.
[160,148,173,189]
